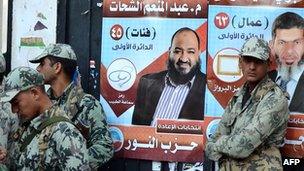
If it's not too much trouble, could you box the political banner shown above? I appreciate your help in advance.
[100,0,208,162]
[206,0,304,159]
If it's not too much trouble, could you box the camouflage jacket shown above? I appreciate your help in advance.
[11,105,90,170]
[48,82,113,169]
[206,76,289,170]
[0,101,19,171]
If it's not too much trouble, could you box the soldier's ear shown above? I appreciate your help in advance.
[29,87,40,101]
[53,62,62,74]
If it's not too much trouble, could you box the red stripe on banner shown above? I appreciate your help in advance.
[208,0,304,7]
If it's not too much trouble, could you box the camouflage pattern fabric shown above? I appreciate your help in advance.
[48,82,114,169]
[29,43,77,63]
[205,76,289,171]
[1,67,44,102]
[0,100,19,171]
[0,53,5,73]
[240,37,270,61]
[10,105,90,170]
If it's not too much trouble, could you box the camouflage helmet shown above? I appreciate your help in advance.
[240,37,270,61]
[0,53,6,73]
[0,67,44,102]
[29,43,77,63]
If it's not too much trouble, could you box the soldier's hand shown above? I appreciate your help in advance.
[205,142,222,161]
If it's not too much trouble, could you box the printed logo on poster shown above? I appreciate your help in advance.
[109,126,124,152]
[206,119,221,140]
[107,58,137,91]
[213,48,242,83]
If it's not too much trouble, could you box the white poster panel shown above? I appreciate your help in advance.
[11,0,57,69]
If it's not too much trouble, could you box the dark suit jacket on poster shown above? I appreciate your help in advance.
[268,69,304,171]
[132,70,206,125]
[268,70,304,113]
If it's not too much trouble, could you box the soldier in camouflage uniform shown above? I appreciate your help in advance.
[0,53,19,171]
[30,43,114,169]
[205,37,289,170]
[0,67,90,170]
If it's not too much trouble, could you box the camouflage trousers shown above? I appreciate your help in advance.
[219,146,283,171]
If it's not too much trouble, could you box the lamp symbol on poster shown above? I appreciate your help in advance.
[107,58,137,91]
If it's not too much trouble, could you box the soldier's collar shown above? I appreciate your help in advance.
[235,76,272,98]
[30,105,57,130]
[49,82,75,102]
[61,82,75,97]
[247,76,276,102]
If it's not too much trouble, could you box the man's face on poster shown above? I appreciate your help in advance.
[169,30,200,75]
[271,28,304,80]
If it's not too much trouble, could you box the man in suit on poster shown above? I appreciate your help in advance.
[270,12,304,113]
[132,27,206,126]
[269,11,304,171]
[127,27,206,171]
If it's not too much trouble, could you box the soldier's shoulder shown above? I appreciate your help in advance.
[260,80,289,105]
[51,104,69,117]
[1,102,14,118]
[56,120,76,130]
[1,101,11,111]
[51,119,79,138]
[254,79,288,104]
[79,93,100,107]
[269,82,289,99]
[262,79,286,96]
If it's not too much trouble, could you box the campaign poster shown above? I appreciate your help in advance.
[206,0,304,159]
[100,0,208,162]
[11,0,57,69]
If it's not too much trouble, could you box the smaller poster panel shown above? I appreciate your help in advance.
[11,0,57,69]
